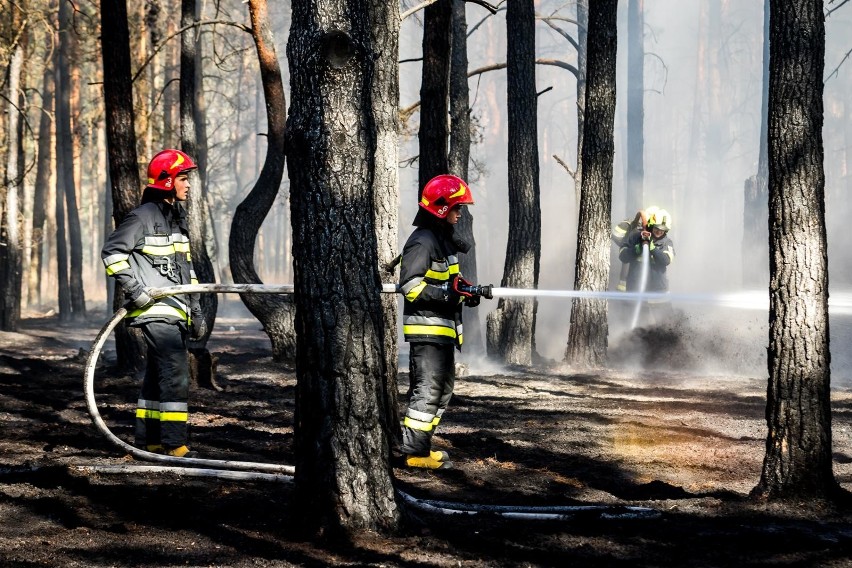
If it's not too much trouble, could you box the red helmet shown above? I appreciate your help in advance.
[419,174,474,219]
[146,149,197,191]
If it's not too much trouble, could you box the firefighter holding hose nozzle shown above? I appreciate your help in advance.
[612,205,659,291]
[398,174,492,470]
[618,208,675,323]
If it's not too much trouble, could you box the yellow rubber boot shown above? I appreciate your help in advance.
[145,444,164,454]
[406,454,453,470]
[165,445,198,458]
[430,450,450,462]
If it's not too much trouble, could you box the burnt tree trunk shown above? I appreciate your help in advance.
[58,0,86,321]
[287,0,400,536]
[372,10,401,449]
[754,0,838,501]
[486,0,541,366]
[29,50,55,309]
[417,0,451,192]
[180,0,219,389]
[228,0,296,362]
[565,0,617,368]
[1,27,23,331]
[743,0,770,288]
[448,0,483,354]
[573,0,589,202]
[100,0,146,372]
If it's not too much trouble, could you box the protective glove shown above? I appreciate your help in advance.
[131,287,155,309]
[464,295,481,308]
[439,281,461,303]
[190,310,208,341]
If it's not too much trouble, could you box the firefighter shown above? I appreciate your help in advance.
[611,205,658,291]
[101,149,206,458]
[399,174,492,470]
[619,208,675,322]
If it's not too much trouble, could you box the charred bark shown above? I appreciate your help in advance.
[287,0,400,536]
[754,0,838,501]
[1,31,23,331]
[372,12,401,448]
[574,0,589,201]
[418,0,451,193]
[448,0,483,354]
[228,0,296,363]
[565,0,617,368]
[180,0,219,389]
[100,0,146,372]
[57,0,86,321]
[486,0,541,366]
[29,56,54,309]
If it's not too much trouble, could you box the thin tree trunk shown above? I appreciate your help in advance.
[143,2,159,159]
[486,0,541,366]
[54,128,71,322]
[100,0,146,371]
[372,12,401,449]
[27,53,55,307]
[418,0,451,193]
[2,41,24,331]
[743,0,770,288]
[164,17,180,144]
[625,0,644,215]
[574,0,589,205]
[58,0,86,320]
[18,28,30,313]
[448,0,483,355]
[228,0,296,361]
[180,0,219,389]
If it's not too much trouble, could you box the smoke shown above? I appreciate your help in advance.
[396,2,852,387]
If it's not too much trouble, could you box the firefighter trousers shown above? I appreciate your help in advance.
[401,342,455,456]
[135,321,190,449]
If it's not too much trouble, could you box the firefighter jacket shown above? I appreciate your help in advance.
[399,226,465,349]
[102,200,199,326]
[618,228,675,292]
[612,218,636,247]
[612,211,644,247]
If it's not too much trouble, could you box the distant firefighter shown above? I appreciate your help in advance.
[611,205,659,291]
[618,208,675,323]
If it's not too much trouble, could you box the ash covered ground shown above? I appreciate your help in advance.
[1,302,851,567]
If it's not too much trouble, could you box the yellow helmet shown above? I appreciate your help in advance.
[641,205,659,229]
[647,208,671,232]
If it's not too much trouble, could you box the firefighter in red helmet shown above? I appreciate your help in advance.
[101,149,205,458]
[398,174,493,469]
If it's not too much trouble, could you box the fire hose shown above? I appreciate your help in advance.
[80,283,687,520]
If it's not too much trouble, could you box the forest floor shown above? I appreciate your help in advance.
[1,303,852,567]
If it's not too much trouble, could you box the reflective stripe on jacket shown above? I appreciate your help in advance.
[102,201,199,324]
[399,226,464,347]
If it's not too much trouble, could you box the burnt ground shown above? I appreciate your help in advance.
[1,306,852,567]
